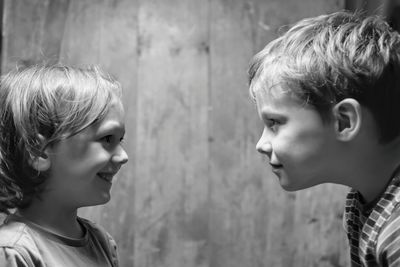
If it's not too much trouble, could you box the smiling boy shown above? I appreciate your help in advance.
[0,65,128,266]
[249,11,400,266]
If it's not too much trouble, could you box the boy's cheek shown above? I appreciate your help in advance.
[60,135,93,158]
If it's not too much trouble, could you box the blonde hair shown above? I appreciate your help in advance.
[0,64,122,213]
[249,11,400,143]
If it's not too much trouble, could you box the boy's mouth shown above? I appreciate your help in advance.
[269,162,283,169]
[97,172,115,183]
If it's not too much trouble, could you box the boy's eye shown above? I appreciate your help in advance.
[100,135,125,145]
[103,135,112,143]
[266,119,280,131]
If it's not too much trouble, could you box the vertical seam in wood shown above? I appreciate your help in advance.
[206,0,213,258]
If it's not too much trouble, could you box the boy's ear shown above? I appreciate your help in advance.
[28,134,51,172]
[332,98,362,141]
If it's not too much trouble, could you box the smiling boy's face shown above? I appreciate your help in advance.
[254,84,341,191]
[43,99,129,208]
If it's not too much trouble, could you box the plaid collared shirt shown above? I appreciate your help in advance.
[344,176,400,266]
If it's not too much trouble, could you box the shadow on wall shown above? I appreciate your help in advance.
[387,5,400,31]
[345,0,400,31]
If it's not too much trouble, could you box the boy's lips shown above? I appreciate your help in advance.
[97,172,117,183]
[269,162,283,169]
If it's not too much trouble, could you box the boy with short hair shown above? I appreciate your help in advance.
[248,11,400,266]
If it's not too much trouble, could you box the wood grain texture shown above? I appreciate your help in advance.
[134,1,209,266]
[2,0,49,70]
[1,0,350,266]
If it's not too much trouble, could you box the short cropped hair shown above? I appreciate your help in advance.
[249,11,400,143]
[0,65,122,213]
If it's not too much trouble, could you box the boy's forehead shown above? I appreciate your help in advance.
[253,82,306,113]
[69,99,125,137]
[253,80,296,102]
[92,100,125,130]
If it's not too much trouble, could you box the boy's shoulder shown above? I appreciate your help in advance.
[0,216,43,266]
[0,216,35,248]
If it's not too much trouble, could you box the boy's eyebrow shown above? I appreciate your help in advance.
[259,110,284,119]
[258,105,287,118]
[97,121,125,134]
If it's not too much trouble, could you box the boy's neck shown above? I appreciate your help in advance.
[17,200,83,239]
[350,138,400,204]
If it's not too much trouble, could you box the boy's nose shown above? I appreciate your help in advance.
[112,146,129,165]
[256,132,272,155]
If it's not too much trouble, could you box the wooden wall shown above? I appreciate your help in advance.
[1,0,350,266]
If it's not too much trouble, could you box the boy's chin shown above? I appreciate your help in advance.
[79,194,111,208]
[280,183,302,192]
[278,178,319,192]
[280,181,320,192]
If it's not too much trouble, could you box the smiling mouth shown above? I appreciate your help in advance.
[97,173,115,184]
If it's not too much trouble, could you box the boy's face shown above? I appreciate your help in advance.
[254,84,339,191]
[45,99,129,208]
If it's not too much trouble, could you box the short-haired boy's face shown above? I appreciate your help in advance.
[44,99,129,208]
[254,84,340,191]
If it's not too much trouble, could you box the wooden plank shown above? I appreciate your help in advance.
[134,0,209,266]
[58,0,104,65]
[208,1,270,265]
[2,0,49,72]
[1,0,70,70]
[208,0,348,266]
[40,0,70,64]
[0,0,4,74]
